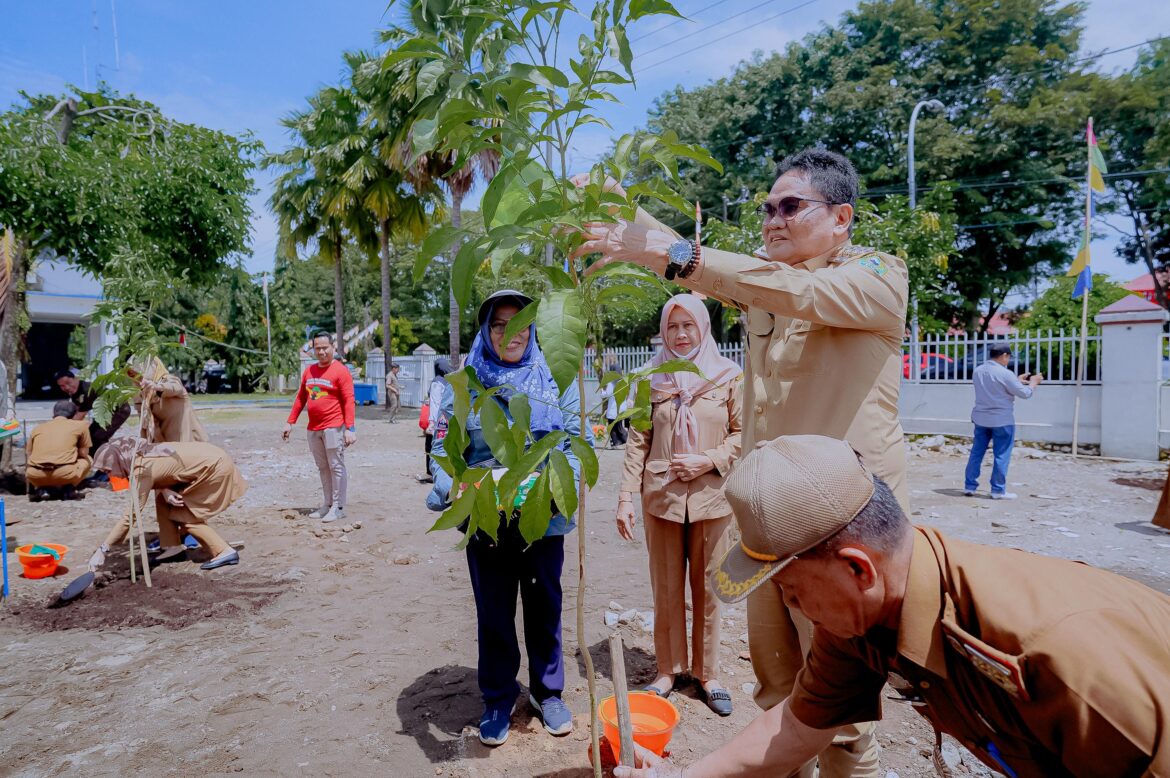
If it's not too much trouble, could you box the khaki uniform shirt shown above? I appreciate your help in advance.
[658,223,909,506]
[620,379,743,522]
[27,417,92,469]
[134,442,247,523]
[790,527,1170,777]
[137,374,208,444]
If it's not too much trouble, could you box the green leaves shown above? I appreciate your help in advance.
[535,289,586,393]
[413,224,464,281]
[518,470,553,544]
[547,449,579,520]
[501,299,539,346]
[508,63,570,90]
[569,435,599,488]
[628,0,682,21]
[606,26,634,82]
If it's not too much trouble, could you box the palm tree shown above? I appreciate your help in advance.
[345,51,441,400]
[380,13,501,364]
[265,86,373,355]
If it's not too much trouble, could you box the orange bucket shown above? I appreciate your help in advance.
[598,691,680,763]
[110,476,130,491]
[15,543,69,579]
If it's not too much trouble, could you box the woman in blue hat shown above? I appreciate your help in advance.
[426,289,591,747]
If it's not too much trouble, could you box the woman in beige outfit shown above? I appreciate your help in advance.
[89,438,247,571]
[616,294,742,715]
[129,356,208,443]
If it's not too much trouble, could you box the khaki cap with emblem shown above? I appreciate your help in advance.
[710,435,876,603]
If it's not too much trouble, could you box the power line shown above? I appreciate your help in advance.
[634,0,782,59]
[152,312,271,357]
[630,0,735,43]
[639,0,818,71]
[643,35,1170,154]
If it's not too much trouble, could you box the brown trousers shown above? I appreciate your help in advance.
[1155,469,1170,530]
[26,458,90,488]
[102,498,229,557]
[643,513,730,681]
[749,579,880,778]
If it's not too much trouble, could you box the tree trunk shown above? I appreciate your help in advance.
[1128,193,1170,311]
[449,193,463,363]
[0,236,27,479]
[333,241,345,355]
[380,219,394,408]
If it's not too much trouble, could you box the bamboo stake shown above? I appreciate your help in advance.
[608,634,637,768]
[575,366,602,778]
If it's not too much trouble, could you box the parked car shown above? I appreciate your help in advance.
[902,352,956,379]
[186,364,230,394]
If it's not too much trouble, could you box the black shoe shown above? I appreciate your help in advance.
[30,489,51,503]
[62,485,85,501]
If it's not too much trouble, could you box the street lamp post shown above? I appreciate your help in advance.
[908,99,946,381]
[262,272,273,388]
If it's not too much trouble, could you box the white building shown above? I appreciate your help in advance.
[23,258,117,398]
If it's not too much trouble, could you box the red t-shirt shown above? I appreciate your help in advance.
[287,360,356,431]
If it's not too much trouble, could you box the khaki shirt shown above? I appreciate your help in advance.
[659,223,909,506]
[27,417,92,469]
[134,442,247,523]
[790,527,1170,777]
[137,374,208,444]
[620,379,743,522]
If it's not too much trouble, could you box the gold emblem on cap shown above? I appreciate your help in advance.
[712,561,775,599]
[739,542,779,563]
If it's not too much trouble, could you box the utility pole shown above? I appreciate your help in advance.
[262,272,272,387]
[907,99,946,381]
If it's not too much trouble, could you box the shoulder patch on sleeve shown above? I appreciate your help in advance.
[857,255,890,277]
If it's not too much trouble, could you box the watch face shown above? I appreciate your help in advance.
[668,240,691,265]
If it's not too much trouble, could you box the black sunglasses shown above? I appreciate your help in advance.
[756,196,838,222]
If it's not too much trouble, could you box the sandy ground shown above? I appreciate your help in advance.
[2,407,1169,777]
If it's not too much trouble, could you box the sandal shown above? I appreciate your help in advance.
[701,685,733,717]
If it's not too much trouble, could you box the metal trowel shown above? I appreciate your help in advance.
[57,570,96,604]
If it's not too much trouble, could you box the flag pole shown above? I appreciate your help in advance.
[1072,118,1093,458]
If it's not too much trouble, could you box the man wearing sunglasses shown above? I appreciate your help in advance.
[574,148,908,778]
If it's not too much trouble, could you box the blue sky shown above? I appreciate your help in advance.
[3,0,1168,296]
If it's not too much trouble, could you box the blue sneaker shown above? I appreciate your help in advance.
[183,534,200,549]
[147,538,161,552]
[529,694,572,736]
[478,702,515,746]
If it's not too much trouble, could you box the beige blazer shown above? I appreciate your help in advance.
[637,210,909,507]
[620,379,743,523]
[137,374,208,444]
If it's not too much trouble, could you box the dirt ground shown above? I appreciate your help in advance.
[2,407,1168,777]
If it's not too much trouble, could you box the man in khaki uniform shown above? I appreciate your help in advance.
[26,400,92,501]
[576,149,907,775]
[616,435,1170,778]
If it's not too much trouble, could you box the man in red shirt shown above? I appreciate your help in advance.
[283,333,357,522]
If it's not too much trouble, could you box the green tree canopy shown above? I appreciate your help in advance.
[635,0,1112,330]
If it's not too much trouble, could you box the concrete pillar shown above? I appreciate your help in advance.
[1095,296,1168,460]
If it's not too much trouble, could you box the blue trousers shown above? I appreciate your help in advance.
[964,424,1015,495]
[466,527,565,708]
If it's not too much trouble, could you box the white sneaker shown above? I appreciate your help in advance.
[321,506,345,523]
[308,505,331,519]
[991,492,1018,501]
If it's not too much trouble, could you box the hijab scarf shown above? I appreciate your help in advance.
[647,294,741,455]
[465,300,562,434]
[92,437,176,479]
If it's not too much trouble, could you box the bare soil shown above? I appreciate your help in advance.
[1,407,1167,777]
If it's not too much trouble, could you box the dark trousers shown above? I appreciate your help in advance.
[608,418,628,447]
[466,527,565,708]
[424,433,434,473]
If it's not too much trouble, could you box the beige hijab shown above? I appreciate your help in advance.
[647,294,741,456]
[92,437,176,479]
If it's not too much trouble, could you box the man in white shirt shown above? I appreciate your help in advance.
[963,344,1042,500]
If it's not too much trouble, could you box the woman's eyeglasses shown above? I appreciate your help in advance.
[488,322,510,334]
[756,196,837,222]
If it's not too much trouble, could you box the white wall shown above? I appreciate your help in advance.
[898,381,1101,445]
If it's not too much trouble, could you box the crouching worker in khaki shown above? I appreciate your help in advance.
[27,400,92,501]
[88,438,247,571]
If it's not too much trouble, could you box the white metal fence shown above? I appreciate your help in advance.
[905,329,1102,384]
[580,330,1100,384]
